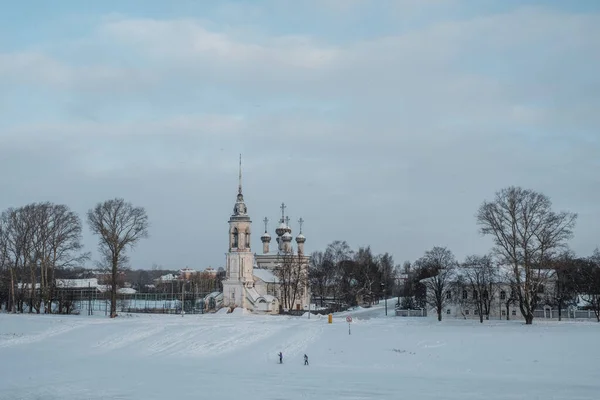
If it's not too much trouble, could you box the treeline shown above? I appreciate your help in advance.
[397,186,600,324]
[308,241,397,310]
[0,202,88,313]
[0,198,149,317]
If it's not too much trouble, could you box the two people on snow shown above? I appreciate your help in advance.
[277,352,309,365]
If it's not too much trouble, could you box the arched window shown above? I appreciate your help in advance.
[473,290,478,300]
[500,291,506,300]
[245,229,250,248]
[232,228,239,248]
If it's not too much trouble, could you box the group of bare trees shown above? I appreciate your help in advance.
[0,203,88,313]
[308,241,397,311]
[403,186,600,324]
[0,198,149,318]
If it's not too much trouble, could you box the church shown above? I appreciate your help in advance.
[221,158,310,314]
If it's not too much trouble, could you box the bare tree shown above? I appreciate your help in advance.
[460,255,498,323]
[477,186,577,324]
[275,252,308,312]
[3,207,35,313]
[545,251,579,321]
[324,240,354,309]
[416,246,457,322]
[308,251,334,307]
[378,253,395,302]
[87,198,149,318]
[578,248,600,322]
[0,217,9,311]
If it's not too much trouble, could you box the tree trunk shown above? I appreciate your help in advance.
[479,313,483,323]
[505,303,510,320]
[525,314,533,325]
[9,269,16,313]
[111,256,118,318]
[558,303,562,322]
[437,309,442,321]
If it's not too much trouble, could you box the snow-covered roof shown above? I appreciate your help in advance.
[157,274,177,282]
[253,268,279,283]
[246,287,262,303]
[55,278,99,289]
[204,291,223,301]
[117,288,137,294]
[17,283,41,289]
[263,294,277,303]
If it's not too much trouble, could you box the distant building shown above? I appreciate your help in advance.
[178,268,196,280]
[221,157,310,314]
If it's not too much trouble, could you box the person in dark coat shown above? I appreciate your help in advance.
[278,352,283,364]
[304,354,309,366]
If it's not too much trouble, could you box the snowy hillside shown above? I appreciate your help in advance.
[0,306,598,400]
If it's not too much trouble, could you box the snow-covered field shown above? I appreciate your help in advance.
[0,305,598,400]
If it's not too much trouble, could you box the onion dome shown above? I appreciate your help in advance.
[261,231,271,243]
[282,232,292,242]
[295,233,306,244]
[275,222,287,237]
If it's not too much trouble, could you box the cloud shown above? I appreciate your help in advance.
[0,51,156,93]
[1,2,599,268]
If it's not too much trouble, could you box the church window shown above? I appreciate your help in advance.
[245,229,250,248]
[512,309,517,316]
[501,310,506,316]
[465,310,470,315]
[500,290,506,300]
[232,228,239,248]
[462,290,468,300]
[473,290,478,300]
[446,309,451,314]
[446,291,452,300]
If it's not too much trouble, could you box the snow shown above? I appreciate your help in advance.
[0,305,599,399]
[253,268,279,283]
[55,278,100,289]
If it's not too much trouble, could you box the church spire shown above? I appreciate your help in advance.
[232,154,248,218]
[238,153,242,196]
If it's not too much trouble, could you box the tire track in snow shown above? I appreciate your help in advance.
[144,324,214,356]
[90,324,167,353]
[0,320,86,348]
[262,321,325,361]
[174,321,289,358]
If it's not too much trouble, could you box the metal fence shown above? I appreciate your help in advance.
[395,308,427,317]
[72,292,219,315]
[533,308,599,320]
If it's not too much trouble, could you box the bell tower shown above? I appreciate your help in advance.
[223,155,255,309]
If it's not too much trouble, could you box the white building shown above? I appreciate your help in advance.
[221,157,310,314]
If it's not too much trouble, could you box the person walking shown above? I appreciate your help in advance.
[304,354,309,366]
[278,352,283,364]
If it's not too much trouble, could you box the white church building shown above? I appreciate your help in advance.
[221,158,310,314]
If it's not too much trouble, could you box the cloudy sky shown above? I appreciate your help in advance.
[1,0,599,270]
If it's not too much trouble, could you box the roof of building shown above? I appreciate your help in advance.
[253,268,279,283]
[55,278,99,288]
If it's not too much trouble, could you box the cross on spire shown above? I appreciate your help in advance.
[298,217,304,234]
[263,217,269,233]
[280,202,286,222]
[285,216,290,226]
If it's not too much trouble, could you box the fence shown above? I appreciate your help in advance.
[533,308,599,320]
[71,291,219,315]
[395,308,427,317]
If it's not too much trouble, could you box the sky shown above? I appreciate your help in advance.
[1,0,599,270]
